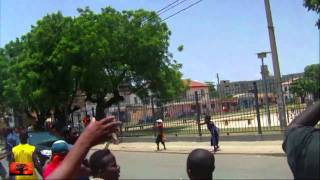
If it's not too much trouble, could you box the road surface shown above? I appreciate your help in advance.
[0,150,293,179]
[107,151,292,179]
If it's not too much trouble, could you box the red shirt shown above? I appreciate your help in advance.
[83,117,90,127]
[157,123,164,135]
[43,155,65,179]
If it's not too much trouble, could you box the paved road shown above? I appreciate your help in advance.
[0,150,293,179]
[107,151,293,179]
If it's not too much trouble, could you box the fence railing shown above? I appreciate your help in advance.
[70,77,317,137]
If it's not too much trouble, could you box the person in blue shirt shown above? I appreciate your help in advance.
[6,128,20,161]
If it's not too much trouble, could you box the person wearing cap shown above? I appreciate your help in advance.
[43,140,91,179]
[199,115,219,152]
[43,140,70,179]
[155,119,166,151]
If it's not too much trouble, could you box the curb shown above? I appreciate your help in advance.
[120,133,284,143]
[91,148,286,157]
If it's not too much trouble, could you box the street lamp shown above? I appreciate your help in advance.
[257,51,271,127]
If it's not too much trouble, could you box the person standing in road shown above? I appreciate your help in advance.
[200,115,220,152]
[11,130,42,180]
[155,119,166,151]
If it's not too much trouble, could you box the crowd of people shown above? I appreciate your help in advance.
[0,100,319,179]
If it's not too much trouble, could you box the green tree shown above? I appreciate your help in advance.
[304,0,320,28]
[1,7,186,127]
[290,64,320,102]
[303,64,320,100]
[205,81,218,98]
[290,78,309,103]
[2,12,77,129]
[67,7,186,119]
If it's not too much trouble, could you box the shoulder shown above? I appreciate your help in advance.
[283,126,318,153]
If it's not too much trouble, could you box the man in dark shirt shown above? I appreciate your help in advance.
[282,101,320,179]
[200,115,219,152]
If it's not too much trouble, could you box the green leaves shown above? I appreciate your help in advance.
[1,6,185,125]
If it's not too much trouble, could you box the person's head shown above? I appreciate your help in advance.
[156,119,163,124]
[187,149,215,180]
[90,149,120,180]
[205,115,211,123]
[51,140,70,157]
[19,130,29,144]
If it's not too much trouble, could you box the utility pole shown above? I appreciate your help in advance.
[264,0,287,130]
[216,73,221,114]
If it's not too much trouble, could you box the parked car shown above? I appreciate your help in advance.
[28,132,61,167]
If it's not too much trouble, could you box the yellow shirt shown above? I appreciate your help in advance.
[12,144,38,180]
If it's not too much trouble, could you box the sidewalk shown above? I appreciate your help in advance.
[93,140,285,156]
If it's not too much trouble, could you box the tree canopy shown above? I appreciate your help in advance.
[304,0,320,28]
[0,7,186,127]
[290,64,320,102]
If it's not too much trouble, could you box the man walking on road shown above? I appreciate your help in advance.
[155,119,166,151]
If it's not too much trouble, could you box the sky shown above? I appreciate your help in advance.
[0,0,319,84]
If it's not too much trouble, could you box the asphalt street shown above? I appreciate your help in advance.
[104,151,292,179]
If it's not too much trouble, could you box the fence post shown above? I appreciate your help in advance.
[92,107,95,117]
[195,91,202,136]
[253,82,262,134]
[151,96,156,137]
[71,112,74,128]
[77,113,81,132]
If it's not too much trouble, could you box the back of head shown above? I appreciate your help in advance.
[51,140,70,156]
[19,130,28,144]
[187,149,215,180]
[89,149,112,177]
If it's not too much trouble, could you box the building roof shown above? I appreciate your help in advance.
[183,80,209,88]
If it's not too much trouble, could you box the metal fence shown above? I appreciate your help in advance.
[70,76,317,137]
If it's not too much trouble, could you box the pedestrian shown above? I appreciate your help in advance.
[43,140,91,179]
[11,130,42,180]
[6,128,20,161]
[83,115,91,128]
[155,119,166,151]
[199,115,219,152]
[283,101,320,179]
[89,149,120,180]
[187,148,215,180]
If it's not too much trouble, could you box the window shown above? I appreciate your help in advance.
[284,86,288,92]
[201,89,205,97]
[134,97,138,104]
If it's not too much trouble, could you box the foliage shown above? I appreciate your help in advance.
[0,7,186,125]
[205,81,219,98]
[290,64,320,101]
[303,0,320,28]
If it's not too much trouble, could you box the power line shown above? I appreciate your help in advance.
[157,0,180,13]
[158,0,190,16]
[161,0,203,22]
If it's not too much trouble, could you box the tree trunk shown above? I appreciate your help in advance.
[35,112,46,130]
[301,96,305,104]
[95,90,124,120]
[95,100,106,120]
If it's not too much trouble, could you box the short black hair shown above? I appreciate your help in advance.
[19,130,28,144]
[89,149,112,177]
[187,149,215,179]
